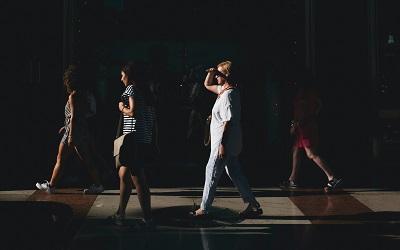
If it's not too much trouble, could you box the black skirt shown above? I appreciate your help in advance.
[119,133,154,175]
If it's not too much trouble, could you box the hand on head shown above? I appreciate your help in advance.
[205,68,217,73]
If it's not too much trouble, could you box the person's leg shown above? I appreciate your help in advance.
[131,168,152,221]
[108,165,132,226]
[289,146,302,182]
[196,149,225,214]
[36,142,71,193]
[116,166,133,216]
[280,132,302,188]
[224,155,259,208]
[304,146,334,181]
[49,143,72,186]
[224,156,263,217]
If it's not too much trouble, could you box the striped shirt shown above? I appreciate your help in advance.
[121,84,154,144]
[61,92,90,144]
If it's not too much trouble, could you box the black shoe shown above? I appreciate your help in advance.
[279,180,298,189]
[325,177,343,191]
[239,206,263,219]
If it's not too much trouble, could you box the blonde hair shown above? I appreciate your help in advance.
[217,61,232,77]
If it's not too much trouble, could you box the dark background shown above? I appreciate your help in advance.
[1,0,399,190]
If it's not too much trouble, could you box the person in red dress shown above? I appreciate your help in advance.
[280,78,342,191]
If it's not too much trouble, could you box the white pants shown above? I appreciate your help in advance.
[200,148,259,212]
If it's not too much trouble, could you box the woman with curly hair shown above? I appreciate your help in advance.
[35,64,104,194]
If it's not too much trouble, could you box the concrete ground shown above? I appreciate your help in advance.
[1,187,400,250]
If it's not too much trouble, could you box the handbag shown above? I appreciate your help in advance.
[114,113,127,168]
[114,135,127,168]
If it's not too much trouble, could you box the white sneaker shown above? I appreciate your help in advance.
[83,184,104,194]
[35,180,55,194]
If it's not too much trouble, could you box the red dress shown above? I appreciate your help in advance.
[293,88,320,149]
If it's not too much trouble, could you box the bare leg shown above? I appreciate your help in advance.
[117,166,133,216]
[289,146,302,181]
[304,146,334,181]
[131,168,152,221]
[49,143,72,187]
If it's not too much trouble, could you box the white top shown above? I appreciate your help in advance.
[210,85,242,156]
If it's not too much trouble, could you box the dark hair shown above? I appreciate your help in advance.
[122,61,155,105]
[63,64,85,93]
[121,61,141,83]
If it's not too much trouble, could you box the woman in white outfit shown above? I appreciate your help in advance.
[192,61,263,218]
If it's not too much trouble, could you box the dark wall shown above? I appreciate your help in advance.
[2,1,64,190]
[313,1,374,186]
[2,0,386,189]
[62,0,304,188]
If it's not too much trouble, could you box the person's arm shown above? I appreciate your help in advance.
[204,68,219,94]
[218,121,230,159]
[118,101,124,112]
[68,91,77,146]
[59,126,65,134]
[218,92,234,159]
[120,96,135,117]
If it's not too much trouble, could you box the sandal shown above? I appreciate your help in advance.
[189,208,209,219]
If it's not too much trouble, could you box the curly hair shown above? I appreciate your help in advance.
[63,64,84,93]
[121,61,138,84]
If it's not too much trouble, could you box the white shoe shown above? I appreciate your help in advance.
[83,184,104,194]
[35,180,55,194]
